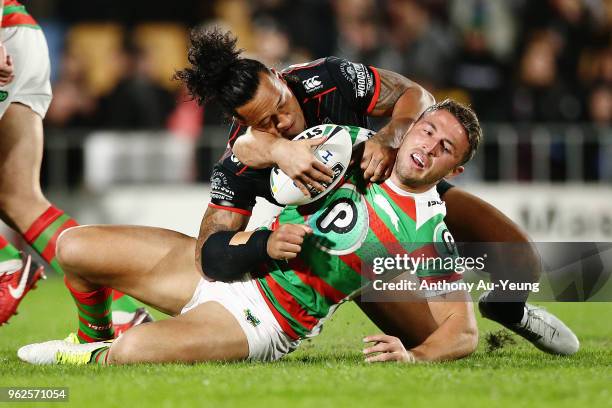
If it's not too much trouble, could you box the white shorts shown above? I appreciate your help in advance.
[0,26,52,119]
[181,277,301,362]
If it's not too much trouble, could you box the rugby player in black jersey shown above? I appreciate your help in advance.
[171,28,580,356]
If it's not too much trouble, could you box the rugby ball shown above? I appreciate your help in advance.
[270,124,352,205]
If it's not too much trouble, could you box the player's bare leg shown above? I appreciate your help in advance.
[0,103,52,324]
[56,225,201,315]
[0,103,149,329]
[0,103,50,231]
[443,187,579,355]
[108,302,248,364]
[18,225,250,364]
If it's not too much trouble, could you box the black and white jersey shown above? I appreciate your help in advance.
[209,57,382,215]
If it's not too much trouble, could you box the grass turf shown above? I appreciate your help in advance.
[1,277,610,408]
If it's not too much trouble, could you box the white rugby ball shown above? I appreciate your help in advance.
[270,124,352,205]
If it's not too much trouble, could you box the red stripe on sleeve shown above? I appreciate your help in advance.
[207,203,252,216]
[366,67,381,114]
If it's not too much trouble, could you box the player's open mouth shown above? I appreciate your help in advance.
[411,152,427,169]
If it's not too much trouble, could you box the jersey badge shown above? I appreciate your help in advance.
[244,308,261,327]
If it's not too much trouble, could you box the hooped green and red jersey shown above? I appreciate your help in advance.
[256,127,461,340]
[2,0,39,29]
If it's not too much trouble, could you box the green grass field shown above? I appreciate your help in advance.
[1,277,610,408]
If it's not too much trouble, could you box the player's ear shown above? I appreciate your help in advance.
[446,166,464,179]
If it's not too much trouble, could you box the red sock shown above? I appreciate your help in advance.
[65,277,114,343]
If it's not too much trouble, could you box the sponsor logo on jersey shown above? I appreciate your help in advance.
[230,154,241,165]
[309,184,369,255]
[302,75,323,92]
[428,200,444,207]
[210,170,234,200]
[354,64,369,97]
[340,61,371,98]
[340,61,357,82]
[0,91,8,102]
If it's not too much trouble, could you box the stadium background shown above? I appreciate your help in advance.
[1,0,607,242]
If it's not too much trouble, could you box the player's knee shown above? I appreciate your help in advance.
[56,226,88,273]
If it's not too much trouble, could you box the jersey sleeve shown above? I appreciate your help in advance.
[209,160,257,215]
[325,56,381,115]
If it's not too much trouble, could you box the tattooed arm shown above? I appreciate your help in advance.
[196,207,251,279]
[360,69,435,181]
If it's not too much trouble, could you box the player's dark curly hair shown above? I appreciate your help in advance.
[174,27,268,117]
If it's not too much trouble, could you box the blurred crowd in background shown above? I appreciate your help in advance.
[25,0,612,136]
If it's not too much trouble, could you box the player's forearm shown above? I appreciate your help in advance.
[232,127,286,169]
[196,207,250,278]
[370,69,435,149]
[371,116,414,150]
[409,306,478,362]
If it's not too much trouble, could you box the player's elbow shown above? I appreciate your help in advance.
[232,130,275,169]
[416,87,435,114]
[231,137,252,166]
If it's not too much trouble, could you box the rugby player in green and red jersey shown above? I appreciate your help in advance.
[18,98,483,364]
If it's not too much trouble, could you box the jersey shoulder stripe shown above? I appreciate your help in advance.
[366,66,381,114]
